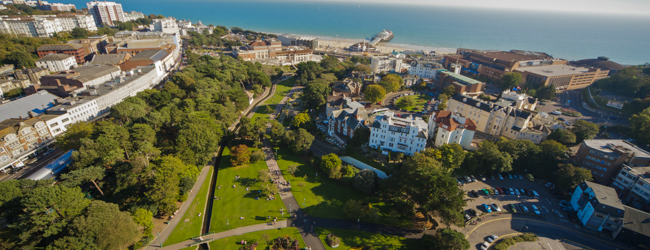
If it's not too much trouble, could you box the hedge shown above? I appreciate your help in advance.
[492,233,538,250]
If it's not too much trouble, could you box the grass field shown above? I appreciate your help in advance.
[275,147,411,227]
[346,151,394,175]
[164,167,214,246]
[251,104,277,121]
[316,227,423,250]
[207,228,305,250]
[210,147,287,232]
[265,77,296,105]
[395,95,429,111]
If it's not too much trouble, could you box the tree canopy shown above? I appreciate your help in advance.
[364,85,386,104]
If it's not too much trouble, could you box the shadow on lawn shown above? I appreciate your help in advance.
[236,177,257,187]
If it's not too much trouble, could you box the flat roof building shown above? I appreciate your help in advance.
[0,90,59,121]
[515,64,609,91]
[575,139,650,184]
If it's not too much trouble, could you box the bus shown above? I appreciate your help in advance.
[372,108,389,114]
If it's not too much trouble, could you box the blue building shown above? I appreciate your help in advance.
[570,181,625,235]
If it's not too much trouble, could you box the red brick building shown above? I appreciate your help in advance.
[575,140,650,185]
[37,44,87,64]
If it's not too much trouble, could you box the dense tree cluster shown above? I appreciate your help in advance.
[592,67,650,114]
[0,34,59,68]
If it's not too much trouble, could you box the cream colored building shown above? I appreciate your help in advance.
[446,93,549,144]
[0,14,97,38]
[35,53,77,72]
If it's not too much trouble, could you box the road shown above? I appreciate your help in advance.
[537,90,628,127]
[0,148,65,182]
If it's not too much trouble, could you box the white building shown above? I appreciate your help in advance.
[612,165,650,210]
[40,113,71,137]
[428,110,476,149]
[409,60,442,79]
[86,1,125,26]
[369,111,428,155]
[149,17,179,35]
[35,53,77,72]
[123,11,145,22]
[370,55,405,74]
[0,14,97,37]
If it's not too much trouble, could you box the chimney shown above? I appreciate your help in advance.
[28,111,36,118]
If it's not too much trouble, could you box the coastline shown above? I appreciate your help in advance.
[270,32,457,55]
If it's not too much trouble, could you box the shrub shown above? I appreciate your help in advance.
[240,241,258,250]
[492,233,537,250]
[250,150,265,163]
[326,234,340,248]
[270,235,299,250]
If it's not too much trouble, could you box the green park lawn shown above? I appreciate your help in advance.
[251,104,278,122]
[207,228,305,250]
[265,77,296,105]
[274,147,411,227]
[210,147,287,232]
[346,151,394,175]
[316,227,423,250]
[395,95,430,111]
[164,166,214,246]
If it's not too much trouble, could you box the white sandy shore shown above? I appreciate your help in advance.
[271,32,457,55]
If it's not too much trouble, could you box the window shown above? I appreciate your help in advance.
[0,154,9,163]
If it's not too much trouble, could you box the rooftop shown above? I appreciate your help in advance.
[583,139,650,159]
[516,64,594,77]
[37,44,84,51]
[581,181,625,216]
[45,65,120,84]
[130,49,169,61]
[0,90,58,121]
[36,53,74,62]
[438,69,483,85]
[90,54,129,65]
[622,205,650,237]
[466,49,553,62]
[126,39,165,49]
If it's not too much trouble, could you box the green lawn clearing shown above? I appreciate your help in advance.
[316,227,423,250]
[346,151,394,175]
[275,147,411,227]
[164,166,214,245]
[395,95,429,111]
[251,104,278,121]
[207,227,305,250]
[265,77,296,105]
[210,147,287,232]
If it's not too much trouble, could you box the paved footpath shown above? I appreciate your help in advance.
[146,165,212,249]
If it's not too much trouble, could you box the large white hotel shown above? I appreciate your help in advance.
[369,111,428,155]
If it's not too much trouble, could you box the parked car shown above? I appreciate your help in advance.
[468,209,478,217]
[498,174,504,180]
[507,173,513,179]
[479,175,487,181]
[520,205,529,213]
[491,203,501,212]
[481,189,489,196]
[465,213,471,221]
[496,187,504,194]
[470,175,477,182]
[487,235,499,243]
[532,205,541,214]
[545,182,554,188]
[526,174,535,181]
[492,188,499,195]
[490,175,495,181]
[514,189,520,196]
[559,200,571,208]
[465,176,472,182]
[519,189,526,195]
[481,242,490,250]
[558,117,566,121]
[532,190,540,197]
[518,174,524,180]
[508,204,517,213]
[471,190,479,197]
[482,204,492,213]
[551,110,562,115]
[508,188,515,195]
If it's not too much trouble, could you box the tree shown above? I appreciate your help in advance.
[379,74,403,92]
[364,84,386,104]
[320,153,342,175]
[261,183,279,196]
[353,169,377,193]
[175,114,222,166]
[438,94,449,110]
[146,156,197,215]
[287,165,298,176]
[435,144,466,173]
[286,129,314,154]
[250,150,265,163]
[258,169,272,183]
[442,85,456,97]
[342,200,366,219]
[59,166,106,196]
[536,84,556,100]
[353,64,372,74]
[4,51,34,68]
[291,113,311,128]
[70,27,88,39]
[423,229,470,250]
[56,122,92,150]
[297,182,306,192]
[269,120,285,145]
[630,107,650,146]
[547,129,577,144]
[468,140,513,174]
[302,81,330,110]
[500,72,523,90]
[132,208,154,234]
[230,144,250,166]
[67,200,139,250]
[397,96,415,108]
[571,120,599,142]
[554,164,593,189]
[260,233,270,245]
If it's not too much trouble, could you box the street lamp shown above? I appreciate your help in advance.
[157,232,162,247]
[289,204,292,215]
[303,198,306,207]
[227,220,230,230]
[281,208,284,217]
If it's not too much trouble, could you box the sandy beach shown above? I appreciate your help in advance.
[272,32,457,55]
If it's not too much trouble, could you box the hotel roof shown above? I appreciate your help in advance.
[36,53,74,62]
[516,65,593,77]
[37,44,84,51]
[582,139,650,159]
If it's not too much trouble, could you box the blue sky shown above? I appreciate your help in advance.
[293,0,650,16]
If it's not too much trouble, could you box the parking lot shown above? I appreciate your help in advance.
[459,174,576,225]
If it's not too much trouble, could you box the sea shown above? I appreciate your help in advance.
[68,0,650,65]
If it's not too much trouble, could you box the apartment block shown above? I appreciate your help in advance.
[570,181,625,235]
[35,53,77,72]
[86,1,125,26]
[428,111,476,149]
[0,117,55,172]
[611,165,650,212]
[515,65,609,91]
[442,49,566,80]
[575,140,650,184]
[37,44,87,64]
[0,14,97,38]
[436,69,484,96]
